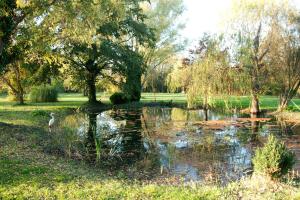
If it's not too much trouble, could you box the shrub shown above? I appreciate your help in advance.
[0,88,7,96]
[52,79,65,93]
[29,85,58,102]
[252,135,296,179]
[109,92,129,105]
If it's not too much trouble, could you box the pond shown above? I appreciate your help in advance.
[60,107,300,185]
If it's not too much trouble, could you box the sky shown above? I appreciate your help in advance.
[181,0,231,42]
[181,0,300,47]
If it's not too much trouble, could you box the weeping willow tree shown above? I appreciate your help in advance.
[227,0,294,113]
[166,58,192,93]
[263,4,300,112]
[187,34,232,109]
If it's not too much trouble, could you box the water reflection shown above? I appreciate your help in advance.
[85,112,98,161]
[75,107,298,184]
[109,109,145,162]
[82,109,146,166]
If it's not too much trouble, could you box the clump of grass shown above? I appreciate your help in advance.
[29,85,58,103]
[44,113,86,159]
[252,135,296,179]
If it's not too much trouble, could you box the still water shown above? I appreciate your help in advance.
[65,107,300,184]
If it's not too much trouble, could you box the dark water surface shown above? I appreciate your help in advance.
[66,107,300,184]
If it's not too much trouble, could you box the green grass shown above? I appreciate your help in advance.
[1,93,300,199]
[0,92,186,111]
[224,95,300,111]
[2,93,300,111]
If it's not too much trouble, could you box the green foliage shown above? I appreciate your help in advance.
[52,79,65,93]
[0,89,7,96]
[29,85,58,103]
[30,110,48,117]
[166,59,191,93]
[252,135,296,179]
[123,64,142,102]
[109,92,129,105]
[186,34,232,109]
[142,0,186,93]
[49,0,155,104]
[0,0,18,72]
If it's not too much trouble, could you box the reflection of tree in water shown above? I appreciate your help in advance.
[84,112,98,162]
[191,131,251,183]
[108,109,145,164]
[142,107,172,126]
[250,113,260,143]
[83,109,147,166]
[171,108,188,121]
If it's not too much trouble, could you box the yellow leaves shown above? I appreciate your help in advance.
[231,0,292,20]
[140,1,151,12]
[16,0,30,8]
[44,55,53,65]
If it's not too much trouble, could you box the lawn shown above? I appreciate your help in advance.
[0,92,186,111]
[1,92,300,111]
[1,93,300,199]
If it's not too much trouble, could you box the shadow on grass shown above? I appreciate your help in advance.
[0,121,105,188]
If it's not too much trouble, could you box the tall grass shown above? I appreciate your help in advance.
[29,85,58,102]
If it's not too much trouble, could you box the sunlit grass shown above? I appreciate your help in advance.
[2,93,300,112]
[0,93,300,110]
[0,92,187,111]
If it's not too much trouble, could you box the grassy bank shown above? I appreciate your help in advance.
[1,93,300,199]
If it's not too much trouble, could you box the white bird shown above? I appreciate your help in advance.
[49,113,55,132]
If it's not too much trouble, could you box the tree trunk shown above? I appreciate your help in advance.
[1,75,25,105]
[15,67,25,105]
[87,73,97,104]
[83,85,88,96]
[277,80,300,112]
[204,108,208,121]
[250,93,260,114]
[277,95,289,112]
[0,39,3,56]
[17,92,24,105]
